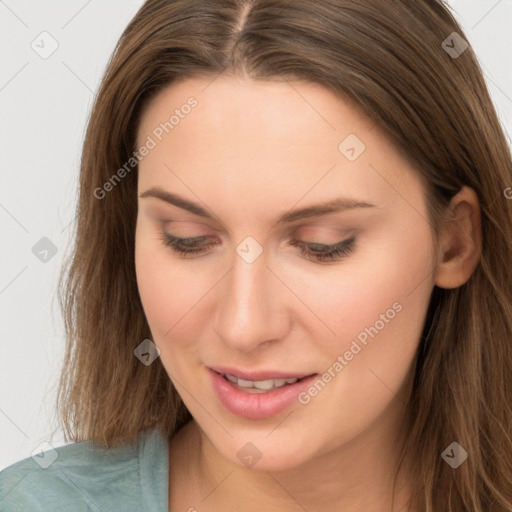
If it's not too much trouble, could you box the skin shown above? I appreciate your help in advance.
[134,75,481,512]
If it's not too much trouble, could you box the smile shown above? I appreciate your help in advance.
[208,368,318,419]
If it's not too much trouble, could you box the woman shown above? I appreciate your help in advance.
[1,0,512,511]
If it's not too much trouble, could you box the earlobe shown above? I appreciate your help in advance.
[433,186,482,290]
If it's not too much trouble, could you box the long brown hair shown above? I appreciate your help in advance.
[54,0,512,510]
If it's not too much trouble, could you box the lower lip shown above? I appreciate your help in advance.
[208,368,318,420]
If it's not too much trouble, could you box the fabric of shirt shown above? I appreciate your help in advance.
[0,427,169,512]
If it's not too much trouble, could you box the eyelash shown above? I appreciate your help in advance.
[158,232,356,262]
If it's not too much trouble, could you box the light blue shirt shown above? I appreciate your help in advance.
[0,427,169,511]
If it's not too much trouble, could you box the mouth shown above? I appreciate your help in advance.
[216,371,313,393]
[208,367,319,419]
[208,365,316,381]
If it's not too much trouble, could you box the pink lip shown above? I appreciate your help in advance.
[208,365,314,381]
[208,368,318,420]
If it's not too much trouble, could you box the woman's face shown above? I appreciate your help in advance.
[135,75,436,470]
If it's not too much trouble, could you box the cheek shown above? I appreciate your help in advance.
[290,233,433,449]
[315,220,433,333]
[295,222,433,381]
[134,226,207,342]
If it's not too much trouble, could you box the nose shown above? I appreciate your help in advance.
[213,242,290,352]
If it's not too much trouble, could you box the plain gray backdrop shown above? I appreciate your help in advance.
[1,0,512,471]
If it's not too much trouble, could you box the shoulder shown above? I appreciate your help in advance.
[0,428,169,512]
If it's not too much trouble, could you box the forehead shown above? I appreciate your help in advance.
[138,75,373,154]
[136,76,425,222]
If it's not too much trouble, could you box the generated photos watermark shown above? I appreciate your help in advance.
[298,301,403,405]
[93,97,198,200]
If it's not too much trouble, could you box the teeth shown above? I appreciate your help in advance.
[225,373,238,384]
[223,373,299,390]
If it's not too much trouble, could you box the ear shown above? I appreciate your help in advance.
[434,186,482,289]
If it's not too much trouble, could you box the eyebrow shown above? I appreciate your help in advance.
[139,187,377,224]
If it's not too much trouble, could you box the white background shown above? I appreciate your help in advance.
[1,0,511,471]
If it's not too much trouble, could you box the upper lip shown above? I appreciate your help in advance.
[209,366,317,381]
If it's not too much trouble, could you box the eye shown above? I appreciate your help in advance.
[289,237,356,262]
[159,232,218,257]
[159,231,356,262]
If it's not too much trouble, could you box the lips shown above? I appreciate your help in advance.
[208,367,319,419]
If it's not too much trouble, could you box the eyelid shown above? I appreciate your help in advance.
[161,229,350,247]
[162,232,213,244]
[159,219,217,235]
[159,229,356,263]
